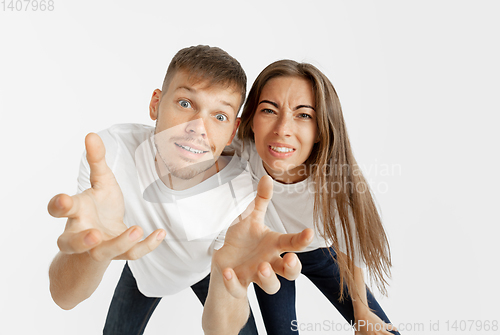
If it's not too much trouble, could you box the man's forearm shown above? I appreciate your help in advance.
[202,264,249,335]
[49,251,111,310]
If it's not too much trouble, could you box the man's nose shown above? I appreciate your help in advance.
[185,117,207,137]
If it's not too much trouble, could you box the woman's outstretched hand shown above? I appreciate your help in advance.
[213,175,314,298]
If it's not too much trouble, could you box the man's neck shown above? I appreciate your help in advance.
[155,155,231,191]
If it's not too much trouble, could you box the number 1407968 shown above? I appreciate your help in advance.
[2,0,54,11]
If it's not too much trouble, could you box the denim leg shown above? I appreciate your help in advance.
[103,262,162,335]
[190,273,259,335]
[254,274,297,335]
[253,248,400,335]
[300,247,400,334]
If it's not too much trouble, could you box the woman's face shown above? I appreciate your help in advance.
[251,76,318,184]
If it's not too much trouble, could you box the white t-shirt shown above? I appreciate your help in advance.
[230,137,364,267]
[77,124,256,296]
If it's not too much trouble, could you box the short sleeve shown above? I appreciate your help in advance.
[76,150,91,194]
[213,228,227,250]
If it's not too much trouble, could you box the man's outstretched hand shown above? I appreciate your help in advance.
[48,133,165,262]
[214,175,314,298]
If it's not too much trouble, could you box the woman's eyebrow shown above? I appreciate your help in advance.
[295,104,315,111]
[258,100,278,108]
[259,100,315,112]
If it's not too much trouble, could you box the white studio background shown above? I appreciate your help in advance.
[1,1,499,334]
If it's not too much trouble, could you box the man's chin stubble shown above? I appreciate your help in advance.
[164,160,216,180]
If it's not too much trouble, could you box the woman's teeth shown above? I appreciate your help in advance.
[270,146,293,153]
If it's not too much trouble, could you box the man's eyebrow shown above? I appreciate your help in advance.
[221,99,238,111]
[176,86,195,93]
[258,100,278,108]
[175,87,236,114]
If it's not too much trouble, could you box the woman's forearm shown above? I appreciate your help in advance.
[351,264,370,318]
[202,263,249,335]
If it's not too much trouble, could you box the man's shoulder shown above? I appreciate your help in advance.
[97,123,153,149]
[101,123,153,137]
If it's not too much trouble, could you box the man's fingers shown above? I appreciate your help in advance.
[278,228,314,253]
[88,226,144,262]
[114,229,166,261]
[222,268,247,299]
[57,229,103,254]
[85,133,113,187]
[272,252,302,281]
[253,175,273,215]
[48,193,81,219]
[255,262,281,295]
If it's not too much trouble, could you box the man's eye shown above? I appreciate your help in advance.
[179,100,191,108]
[215,114,228,122]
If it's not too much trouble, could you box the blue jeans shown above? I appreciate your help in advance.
[254,247,400,335]
[103,262,258,335]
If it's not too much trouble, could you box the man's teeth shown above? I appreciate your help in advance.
[270,146,294,153]
[177,143,205,154]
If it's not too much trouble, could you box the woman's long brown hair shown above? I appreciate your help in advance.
[238,60,392,299]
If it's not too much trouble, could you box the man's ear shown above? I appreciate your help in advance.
[149,89,162,121]
[227,117,241,145]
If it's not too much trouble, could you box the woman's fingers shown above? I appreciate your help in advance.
[355,319,399,334]
[252,176,273,219]
[224,263,281,298]
[278,228,314,252]
[385,322,398,333]
[222,268,247,299]
[271,252,302,281]
[255,262,281,295]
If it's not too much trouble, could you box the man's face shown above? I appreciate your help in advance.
[149,70,241,180]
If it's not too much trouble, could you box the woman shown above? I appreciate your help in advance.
[235,60,400,335]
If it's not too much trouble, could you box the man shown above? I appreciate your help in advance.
[48,45,312,334]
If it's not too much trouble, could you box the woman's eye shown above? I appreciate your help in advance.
[298,113,312,119]
[179,100,191,108]
[215,114,228,122]
[262,109,275,114]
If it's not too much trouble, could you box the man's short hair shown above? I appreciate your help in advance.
[162,45,247,110]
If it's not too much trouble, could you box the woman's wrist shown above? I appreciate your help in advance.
[353,300,370,320]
